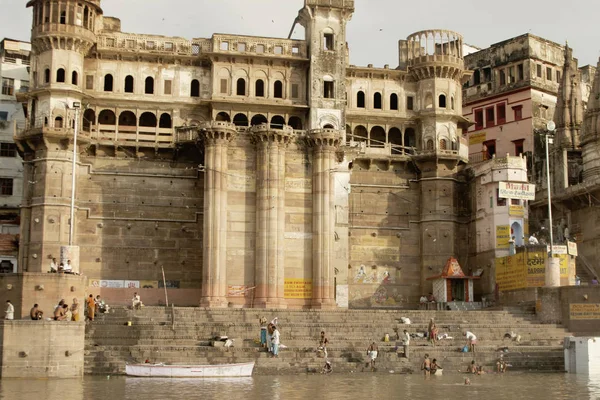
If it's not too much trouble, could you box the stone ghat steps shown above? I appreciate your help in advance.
[85,307,567,375]
[84,346,565,375]
[85,338,565,348]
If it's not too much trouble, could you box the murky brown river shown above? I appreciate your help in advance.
[2,373,599,400]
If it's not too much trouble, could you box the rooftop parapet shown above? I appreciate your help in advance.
[305,0,355,10]
[96,32,308,59]
[401,29,464,70]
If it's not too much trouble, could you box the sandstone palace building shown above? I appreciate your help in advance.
[16,0,480,308]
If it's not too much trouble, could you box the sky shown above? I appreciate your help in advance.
[0,0,599,68]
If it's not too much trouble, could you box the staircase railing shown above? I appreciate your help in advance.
[577,253,598,280]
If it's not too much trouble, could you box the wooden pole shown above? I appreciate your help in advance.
[161,266,169,307]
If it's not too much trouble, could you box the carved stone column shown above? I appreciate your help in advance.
[252,124,293,308]
[199,121,237,308]
[309,128,342,309]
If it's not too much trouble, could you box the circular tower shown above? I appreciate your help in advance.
[406,29,470,161]
[405,30,472,294]
[17,1,102,272]
[26,0,102,131]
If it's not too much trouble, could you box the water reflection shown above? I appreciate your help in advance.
[1,373,600,400]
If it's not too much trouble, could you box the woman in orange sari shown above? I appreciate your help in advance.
[86,294,95,321]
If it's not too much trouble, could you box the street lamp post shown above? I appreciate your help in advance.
[59,102,81,275]
[543,121,560,287]
[69,102,80,246]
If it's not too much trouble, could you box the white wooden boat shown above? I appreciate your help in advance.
[125,361,255,378]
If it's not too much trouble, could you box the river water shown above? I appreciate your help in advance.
[2,373,599,400]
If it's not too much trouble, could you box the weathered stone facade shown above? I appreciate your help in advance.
[16,0,474,308]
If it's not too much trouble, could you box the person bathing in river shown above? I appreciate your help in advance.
[422,354,431,376]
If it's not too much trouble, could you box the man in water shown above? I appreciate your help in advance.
[431,358,441,375]
[422,353,431,376]
[367,342,378,370]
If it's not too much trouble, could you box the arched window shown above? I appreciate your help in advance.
[216,112,231,122]
[374,92,382,109]
[139,112,157,127]
[353,125,368,143]
[251,114,267,126]
[440,139,447,150]
[233,113,249,127]
[104,74,113,92]
[118,111,136,127]
[274,80,283,98]
[439,94,447,108]
[71,71,78,85]
[370,126,386,147]
[390,93,399,110]
[451,97,455,110]
[404,128,416,149]
[98,110,116,125]
[424,93,433,109]
[271,115,286,129]
[44,68,50,84]
[288,116,302,130]
[82,109,96,132]
[159,113,172,129]
[426,139,434,150]
[236,78,246,96]
[190,79,200,97]
[357,91,365,108]
[255,80,265,97]
[124,75,134,93]
[145,77,154,94]
[56,68,65,83]
[54,116,63,128]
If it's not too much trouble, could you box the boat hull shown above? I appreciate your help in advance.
[126,362,255,378]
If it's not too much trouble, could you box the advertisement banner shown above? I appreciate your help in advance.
[469,131,487,145]
[227,285,248,297]
[284,279,312,299]
[567,241,578,256]
[509,205,525,217]
[499,182,536,201]
[496,253,527,291]
[570,304,600,320]
[496,225,510,249]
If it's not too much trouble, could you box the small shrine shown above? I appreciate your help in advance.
[426,257,480,302]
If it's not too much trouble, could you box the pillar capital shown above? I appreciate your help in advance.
[199,121,237,144]
[308,128,343,149]
[251,123,294,146]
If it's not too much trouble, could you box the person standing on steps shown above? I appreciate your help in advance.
[266,323,274,354]
[402,329,410,358]
[259,316,268,348]
[464,331,477,353]
[271,325,280,358]
[4,300,14,320]
[367,342,378,370]
[318,331,329,358]
[70,298,80,321]
[86,294,95,321]
[428,318,438,347]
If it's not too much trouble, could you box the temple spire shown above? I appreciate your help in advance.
[553,42,583,150]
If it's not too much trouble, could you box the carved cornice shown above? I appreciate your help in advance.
[308,128,342,149]
[199,121,237,145]
[251,123,294,146]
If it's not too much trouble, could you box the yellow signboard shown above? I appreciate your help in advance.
[469,131,487,145]
[570,304,600,320]
[496,225,510,249]
[284,279,312,299]
[526,251,546,287]
[509,205,525,217]
[498,251,574,290]
[496,253,527,291]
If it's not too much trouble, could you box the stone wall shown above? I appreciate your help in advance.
[538,286,600,334]
[0,273,87,319]
[0,321,85,378]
